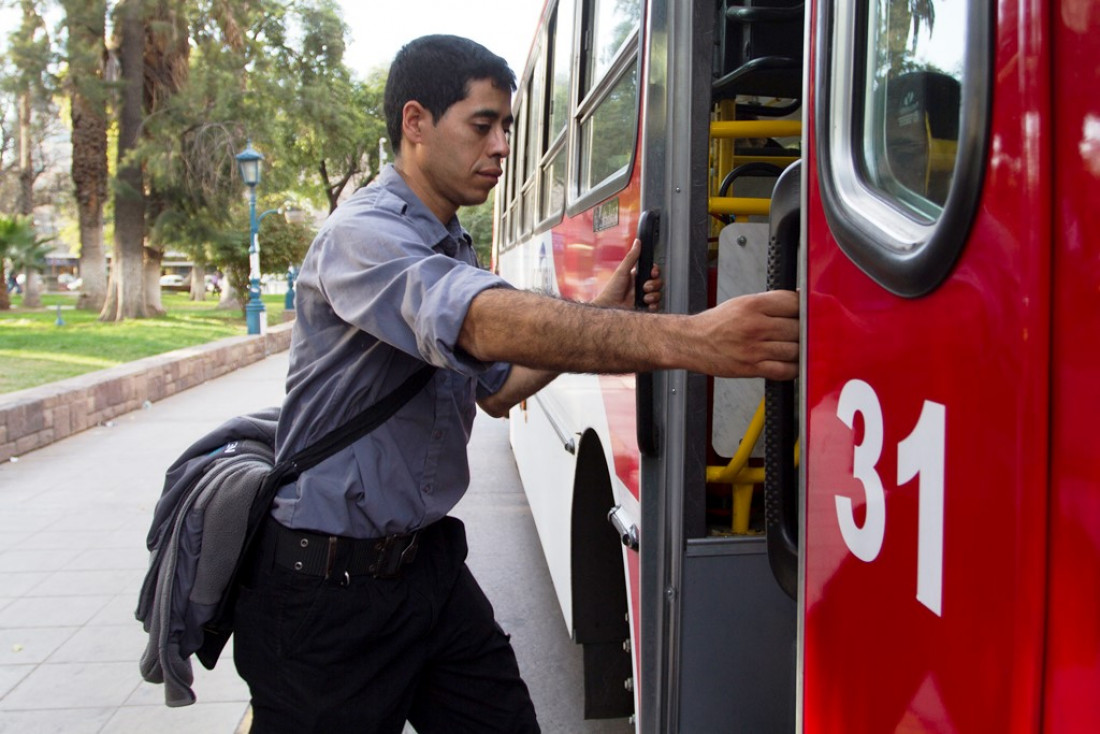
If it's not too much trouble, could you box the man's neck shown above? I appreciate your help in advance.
[393,161,456,225]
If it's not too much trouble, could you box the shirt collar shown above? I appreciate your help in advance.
[376,165,468,258]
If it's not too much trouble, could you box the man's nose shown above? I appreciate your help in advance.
[490,126,510,159]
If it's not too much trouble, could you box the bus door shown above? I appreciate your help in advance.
[1044,0,1100,730]
[801,0,1057,729]
[636,0,803,731]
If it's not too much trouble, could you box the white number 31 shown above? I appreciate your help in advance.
[835,379,946,617]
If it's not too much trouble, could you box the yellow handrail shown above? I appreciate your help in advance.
[707,196,772,217]
[706,397,800,534]
[707,399,766,485]
[710,120,802,139]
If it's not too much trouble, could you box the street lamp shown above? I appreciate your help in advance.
[236,140,266,335]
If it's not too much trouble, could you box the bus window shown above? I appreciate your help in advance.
[548,0,573,142]
[816,0,991,296]
[573,0,641,205]
[861,0,966,217]
[539,0,574,224]
[586,0,642,91]
[580,66,639,192]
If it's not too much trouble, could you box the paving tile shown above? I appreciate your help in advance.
[17,531,103,551]
[0,573,46,597]
[0,595,112,629]
[0,536,29,554]
[0,628,77,664]
[42,513,133,534]
[0,513,54,537]
[89,594,142,627]
[32,569,141,597]
[100,701,249,734]
[0,707,114,733]
[0,548,80,574]
[0,665,33,698]
[64,548,148,572]
[0,661,140,710]
[47,624,146,665]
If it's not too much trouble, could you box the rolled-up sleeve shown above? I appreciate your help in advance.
[314,199,513,377]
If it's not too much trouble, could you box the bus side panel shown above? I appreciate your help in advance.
[1045,0,1100,730]
[801,0,1051,730]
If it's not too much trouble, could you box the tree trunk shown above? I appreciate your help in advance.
[0,263,10,310]
[143,246,165,315]
[217,278,238,309]
[65,0,110,312]
[75,218,107,310]
[190,262,206,301]
[21,269,42,308]
[101,0,147,322]
[18,90,34,217]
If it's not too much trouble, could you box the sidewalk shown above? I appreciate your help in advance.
[0,352,625,733]
[0,353,288,733]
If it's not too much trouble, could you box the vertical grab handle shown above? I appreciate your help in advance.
[764,162,801,600]
[635,209,660,457]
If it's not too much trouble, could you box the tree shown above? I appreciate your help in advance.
[60,0,110,312]
[206,203,311,311]
[278,2,384,212]
[0,214,35,308]
[141,0,191,316]
[459,199,495,267]
[0,213,47,307]
[101,0,147,322]
[2,0,56,311]
[5,214,52,307]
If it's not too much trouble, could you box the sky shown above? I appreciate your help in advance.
[0,1,547,81]
[334,0,546,79]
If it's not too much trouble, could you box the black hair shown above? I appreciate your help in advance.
[383,35,516,153]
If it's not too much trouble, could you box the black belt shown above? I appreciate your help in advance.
[269,519,419,581]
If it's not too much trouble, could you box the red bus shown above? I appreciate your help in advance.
[493,0,1100,731]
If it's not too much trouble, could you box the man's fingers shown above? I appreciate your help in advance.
[618,239,642,274]
[756,289,799,317]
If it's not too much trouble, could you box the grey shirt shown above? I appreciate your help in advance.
[272,165,512,538]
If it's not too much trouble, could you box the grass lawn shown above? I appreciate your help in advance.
[0,291,287,394]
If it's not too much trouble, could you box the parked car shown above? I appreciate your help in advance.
[159,274,187,290]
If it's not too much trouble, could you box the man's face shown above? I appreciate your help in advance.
[416,78,513,214]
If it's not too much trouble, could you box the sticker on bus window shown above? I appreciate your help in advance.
[593,198,620,232]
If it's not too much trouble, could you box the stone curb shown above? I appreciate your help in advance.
[0,320,294,463]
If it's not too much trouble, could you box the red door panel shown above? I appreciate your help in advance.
[801,0,1052,729]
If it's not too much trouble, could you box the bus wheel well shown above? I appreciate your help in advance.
[570,430,633,720]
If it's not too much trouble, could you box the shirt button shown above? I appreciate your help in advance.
[432,430,443,440]
[422,484,433,494]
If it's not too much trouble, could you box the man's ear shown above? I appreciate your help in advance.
[402,101,432,145]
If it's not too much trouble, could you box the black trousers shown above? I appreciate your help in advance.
[233,516,540,734]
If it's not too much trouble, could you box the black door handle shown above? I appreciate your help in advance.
[635,209,659,457]
[764,162,801,600]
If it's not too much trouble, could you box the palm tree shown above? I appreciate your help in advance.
[1,214,52,308]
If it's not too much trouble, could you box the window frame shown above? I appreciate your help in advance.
[566,0,642,217]
[535,0,576,230]
[814,0,992,297]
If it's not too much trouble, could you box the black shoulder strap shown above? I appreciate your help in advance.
[244,363,436,531]
[282,364,437,479]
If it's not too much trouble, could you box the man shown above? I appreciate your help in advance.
[233,35,798,733]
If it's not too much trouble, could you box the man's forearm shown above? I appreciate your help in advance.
[477,365,559,418]
[460,288,682,375]
[460,286,800,382]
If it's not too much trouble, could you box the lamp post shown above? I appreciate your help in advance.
[236,141,266,335]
